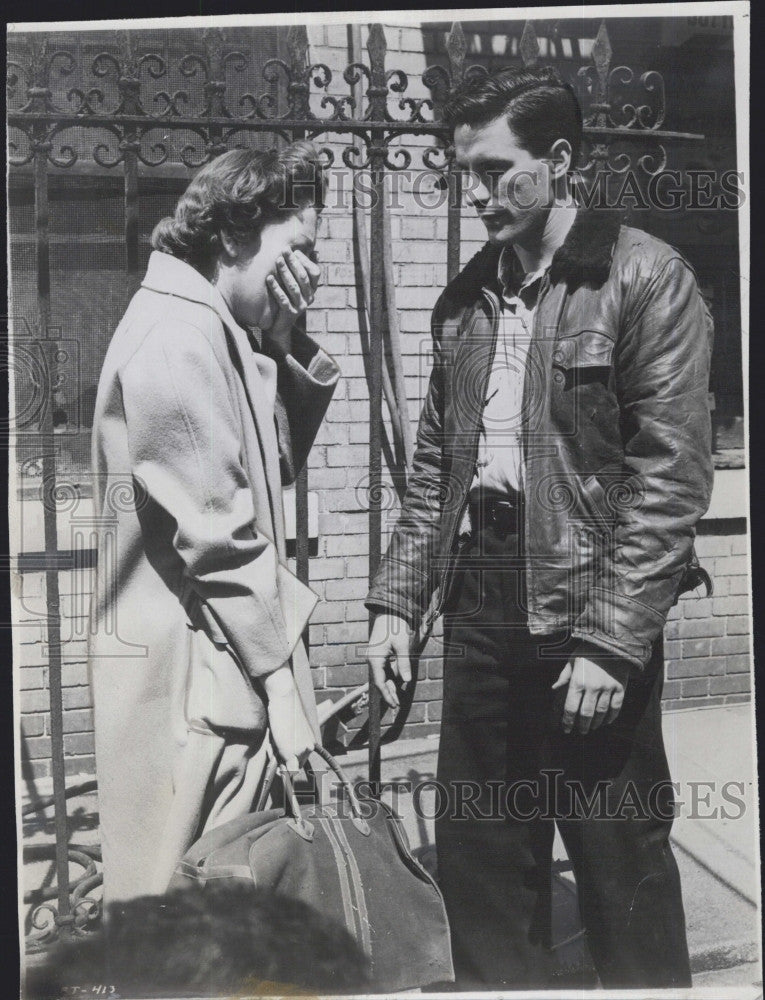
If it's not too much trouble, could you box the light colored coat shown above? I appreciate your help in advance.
[88,251,339,904]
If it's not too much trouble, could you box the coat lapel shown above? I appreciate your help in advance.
[141,252,287,556]
[221,321,320,737]
[220,321,287,556]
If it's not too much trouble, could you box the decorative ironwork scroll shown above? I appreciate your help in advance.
[8,21,700,177]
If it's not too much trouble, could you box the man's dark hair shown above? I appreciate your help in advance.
[27,883,371,998]
[444,66,583,165]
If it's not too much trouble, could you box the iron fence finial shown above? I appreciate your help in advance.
[520,20,540,68]
[446,21,467,90]
[367,23,388,124]
[286,24,311,120]
[591,20,613,128]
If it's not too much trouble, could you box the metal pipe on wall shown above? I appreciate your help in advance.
[348,24,411,486]
[285,26,312,616]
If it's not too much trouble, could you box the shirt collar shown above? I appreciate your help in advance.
[141,250,255,343]
[497,246,547,303]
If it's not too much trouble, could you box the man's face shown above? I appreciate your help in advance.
[453,115,554,246]
[225,205,319,330]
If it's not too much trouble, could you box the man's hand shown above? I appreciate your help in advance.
[264,249,321,352]
[552,647,632,735]
[366,613,413,709]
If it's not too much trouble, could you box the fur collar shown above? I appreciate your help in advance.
[549,208,622,287]
[453,208,623,302]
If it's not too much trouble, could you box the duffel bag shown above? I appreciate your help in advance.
[169,744,454,993]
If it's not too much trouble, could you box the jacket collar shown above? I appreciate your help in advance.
[142,250,252,344]
[459,208,623,303]
[548,207,622,287]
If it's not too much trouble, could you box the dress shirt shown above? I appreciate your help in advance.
[470,247,546,498]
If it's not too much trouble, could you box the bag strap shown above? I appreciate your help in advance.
[279,763,315,842]
[310,743,370,836]
[254,741,322,812]
[253,742,317,842]
[253,750,279,814]
[258,742,370,837]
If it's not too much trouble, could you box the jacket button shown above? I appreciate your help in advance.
[553,350,563,362]
[553,371,565,385]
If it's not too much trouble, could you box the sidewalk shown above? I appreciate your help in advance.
[663,705,760,974]
[339,703,761,985]
[21,705,761,988]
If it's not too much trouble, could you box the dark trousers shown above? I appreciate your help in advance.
[435,525,691,990]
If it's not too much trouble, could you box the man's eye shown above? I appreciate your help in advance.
[485,169,506,185]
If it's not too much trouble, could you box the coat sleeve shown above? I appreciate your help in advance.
[263,328,341,484]
[571,254,714,669]
[120,320,304,679]
[365,297,448,627]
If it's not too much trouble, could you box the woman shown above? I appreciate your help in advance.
[88,142,339,904]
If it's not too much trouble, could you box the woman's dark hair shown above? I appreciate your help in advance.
[444,66,583,165]
[151,140,326,272]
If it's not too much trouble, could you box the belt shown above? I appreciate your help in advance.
[468,493,522,534]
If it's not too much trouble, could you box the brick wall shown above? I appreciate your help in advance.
[298,23,481,745]
[13,24,752,780]
[14,523,754,778]
[663,531,752,709]
[17,563,96,778]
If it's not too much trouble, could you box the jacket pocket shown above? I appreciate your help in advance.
[552,330,615,388]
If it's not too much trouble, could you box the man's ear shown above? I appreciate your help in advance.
[219,231,241,260]
[548,138,573,181]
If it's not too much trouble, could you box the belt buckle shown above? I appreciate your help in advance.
[489,498,518,532]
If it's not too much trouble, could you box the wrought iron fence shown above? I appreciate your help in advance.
[8,17,703,948]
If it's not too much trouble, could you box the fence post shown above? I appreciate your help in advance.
[286,24,313,620]
[445,22,466,283]
[28,35,72,940]
[366,22,388,789]
[119,31,143,304]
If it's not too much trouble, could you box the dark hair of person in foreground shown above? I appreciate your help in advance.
[27,883,371,998]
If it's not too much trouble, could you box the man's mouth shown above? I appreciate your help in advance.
[478,210,513,227]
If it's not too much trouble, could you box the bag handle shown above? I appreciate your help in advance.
[258,742,370,838]
[279,763,315,842]
[311,743,370,836]
[253,751,279,814]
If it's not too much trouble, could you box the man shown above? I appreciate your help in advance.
[366,67,713,989]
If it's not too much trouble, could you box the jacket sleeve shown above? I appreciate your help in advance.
[571,255,714,669]
[120,321,307,679]
[262,328,341,484]
[365,298,448,627]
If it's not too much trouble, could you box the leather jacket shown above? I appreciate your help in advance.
[366,209,714,670]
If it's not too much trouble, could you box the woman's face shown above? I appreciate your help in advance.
[215,205,319,330]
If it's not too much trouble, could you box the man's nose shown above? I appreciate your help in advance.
[464,173,491,208]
